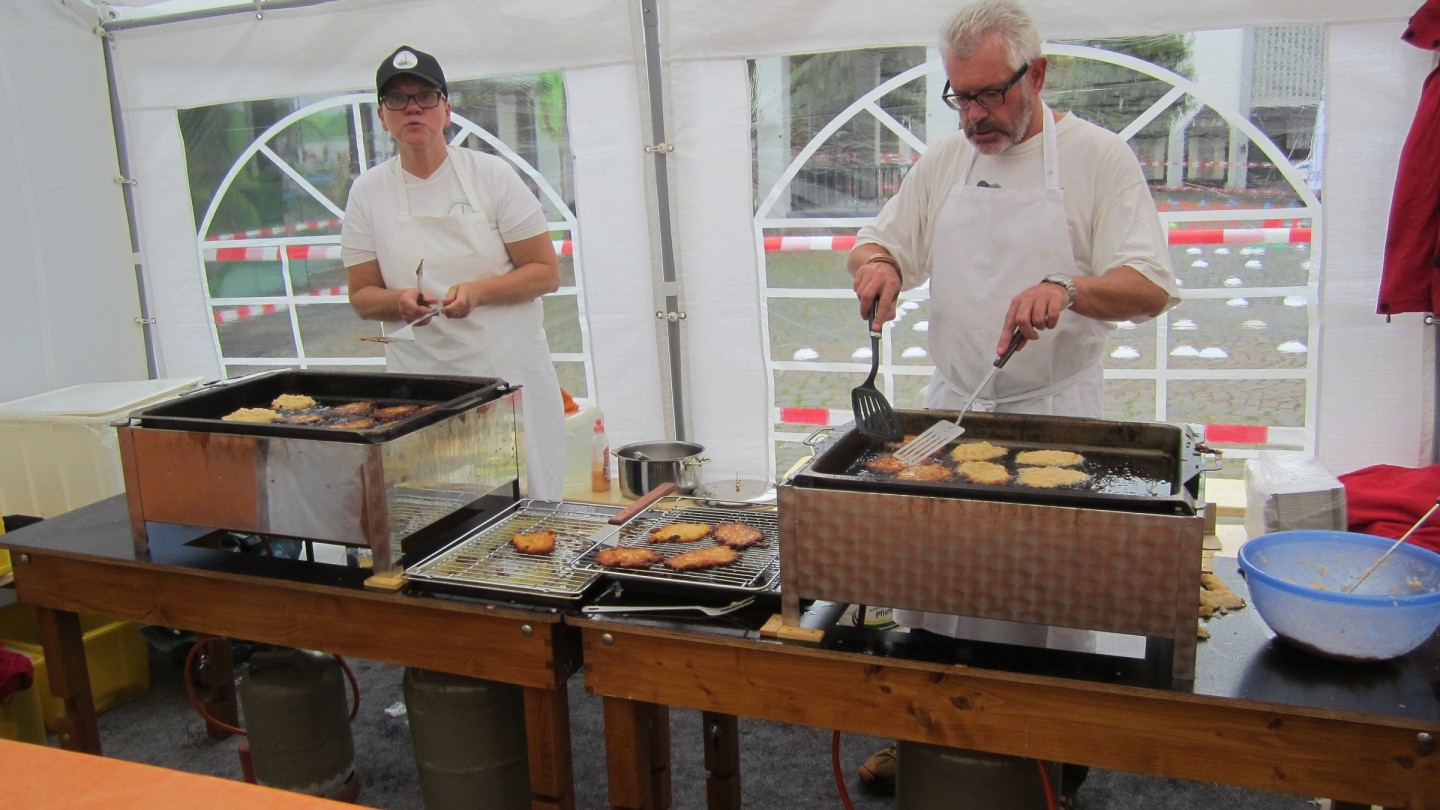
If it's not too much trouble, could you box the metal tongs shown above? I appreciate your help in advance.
[580,596,756,617]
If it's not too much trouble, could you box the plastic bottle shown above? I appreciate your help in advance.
[591,417,611,492]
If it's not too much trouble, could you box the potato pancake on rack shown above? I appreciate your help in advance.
[596,547,664,569]
[511,530,557,555]
[713,522,765,549]
[647,522,713,543]
[664,545,740,572]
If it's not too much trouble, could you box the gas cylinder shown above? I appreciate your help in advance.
[897,741,1059,810]
[238,649,358,801]
[403,668,530,810]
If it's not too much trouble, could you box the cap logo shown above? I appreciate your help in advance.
[392,51,419,70]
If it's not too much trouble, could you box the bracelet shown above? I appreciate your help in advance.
[865,255,902,277]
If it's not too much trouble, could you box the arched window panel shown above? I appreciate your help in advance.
[753,29,1322,478]
[182,73,592,396]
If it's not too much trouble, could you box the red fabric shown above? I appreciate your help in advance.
[1337,463,1440,553]
[1378,0,1440,316]
[0,641,34,701]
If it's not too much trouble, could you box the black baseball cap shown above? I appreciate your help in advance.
[376,46,448,97]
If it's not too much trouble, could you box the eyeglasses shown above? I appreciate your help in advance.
[941,62,1030,111]
[379,89,446,111]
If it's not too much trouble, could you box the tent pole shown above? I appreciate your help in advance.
[640,0,689,441]
[101,32,158,379]
[98,0,337,32]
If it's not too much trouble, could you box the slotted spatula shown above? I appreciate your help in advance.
[892,328,1026,465]
[851,297,903,442]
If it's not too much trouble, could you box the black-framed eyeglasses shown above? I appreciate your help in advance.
[379,89,446,111]
[941,62,1030,111]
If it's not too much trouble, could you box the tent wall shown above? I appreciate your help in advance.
[0,2,147,403]
[2,0,1433,482]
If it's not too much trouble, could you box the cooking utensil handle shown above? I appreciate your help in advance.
[995,328,1026,368]
[609,482,677,524]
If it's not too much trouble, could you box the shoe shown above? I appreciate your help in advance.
[858,745,897,794]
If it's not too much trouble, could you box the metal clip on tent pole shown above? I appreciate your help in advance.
[656,311,687,323]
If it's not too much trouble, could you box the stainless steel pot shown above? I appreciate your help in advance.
[616,441,707,498]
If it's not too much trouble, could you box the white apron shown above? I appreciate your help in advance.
[379,149,564,500]
[899,106,1104,652]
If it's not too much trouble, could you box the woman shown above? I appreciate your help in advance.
[341,45,564,499]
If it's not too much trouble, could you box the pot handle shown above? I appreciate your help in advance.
[802,426,834,448]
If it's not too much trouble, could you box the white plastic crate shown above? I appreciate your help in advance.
[0,377,202,517]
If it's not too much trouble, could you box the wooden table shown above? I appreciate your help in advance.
[576,562,1440,810]
[0,496,582,810]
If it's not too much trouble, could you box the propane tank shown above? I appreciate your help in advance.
[403,668,530,810]
[238,649,359,802]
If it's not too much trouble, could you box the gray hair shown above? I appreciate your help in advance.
[940,0,1042,70]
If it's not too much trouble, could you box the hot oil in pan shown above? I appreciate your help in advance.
[848,443,1175,498]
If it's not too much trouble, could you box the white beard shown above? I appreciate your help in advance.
[966,92,1036,156]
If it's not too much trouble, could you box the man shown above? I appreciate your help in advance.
[341,46,565,500]
[848,0,1179,799]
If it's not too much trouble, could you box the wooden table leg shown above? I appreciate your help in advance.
[194,635,238,738]
[650,705,671,810]
[523,685,575,810]
[702,712,741,810]
[34,607,100,754]
[604,697,655,810]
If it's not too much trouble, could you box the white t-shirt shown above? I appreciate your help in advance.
[858,112,1179,313]
[341,150,549,268]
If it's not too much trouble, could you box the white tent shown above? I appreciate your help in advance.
[1,0,1433,485]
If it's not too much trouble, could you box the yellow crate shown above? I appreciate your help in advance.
[0,650,47,744]
[0,604,148,732]
[0,549,11,581]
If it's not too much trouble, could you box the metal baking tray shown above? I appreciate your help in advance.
[404,499,627,602]
[574,505,781,595]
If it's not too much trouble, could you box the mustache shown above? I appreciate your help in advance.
[965,121,999,136]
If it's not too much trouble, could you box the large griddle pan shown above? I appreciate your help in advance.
[794,409,1206,515]
[127,370,508,444]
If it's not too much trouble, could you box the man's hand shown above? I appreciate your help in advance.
[1002,281,1071,351]
[848,249,903,330]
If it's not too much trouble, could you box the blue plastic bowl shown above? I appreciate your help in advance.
[1236,530,1440,661]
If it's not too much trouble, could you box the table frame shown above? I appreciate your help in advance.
[578,620,1439,810]
[8,538,581,810]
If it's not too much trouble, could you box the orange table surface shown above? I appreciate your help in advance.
[0,739,346,809]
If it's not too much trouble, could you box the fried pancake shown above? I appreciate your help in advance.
[949,441,1009,463]
[896,463,953,481]
[595,547,664,569]
[713,522,765,549]
[511,530,557,555]
[664,545,740,572]
[330,417,376,430]
[330,401,374,417]
[222,407,280,423]
[648,522,713,543]
[374,404,420,422]
[1016,466,1089,488]
[957,460,1010,485]
[280,412,326,425]
[1016,449,1085,467]
[864,453,910,474]
[271,393,317,410]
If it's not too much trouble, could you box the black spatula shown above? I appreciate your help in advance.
[851,297,903,442]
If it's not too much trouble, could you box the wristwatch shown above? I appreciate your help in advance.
[1041,273,1077,309]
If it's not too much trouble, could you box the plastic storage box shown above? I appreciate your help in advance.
[0,377,201,517]
[0,603,149,732]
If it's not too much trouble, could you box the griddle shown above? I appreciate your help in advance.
[128,369,508,443]
[796,409,1207,515]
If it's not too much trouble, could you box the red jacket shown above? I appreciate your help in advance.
[1378,0,1440,316]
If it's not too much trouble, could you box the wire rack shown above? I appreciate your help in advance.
[387,488,482,538]
[575,505,781,594]
[404,499,624,599]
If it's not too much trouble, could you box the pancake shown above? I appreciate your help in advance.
[949,441,1009,463]
[957,460,1010,485]
[1016,466,1089,488]
[279,412,326,425]
[511,530,557,555]
[374,404,420,422]
[596,547,663,569]
[648,522,713,543]
[864,453,910,474]
[330,401,374,417]
[271,393,317,410]
[664,545,740,572]
[1015,449,1085,467]
[330,417,377,430]
[713,522,765,549]
[895,463,953,481]
[222,407,280,423]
